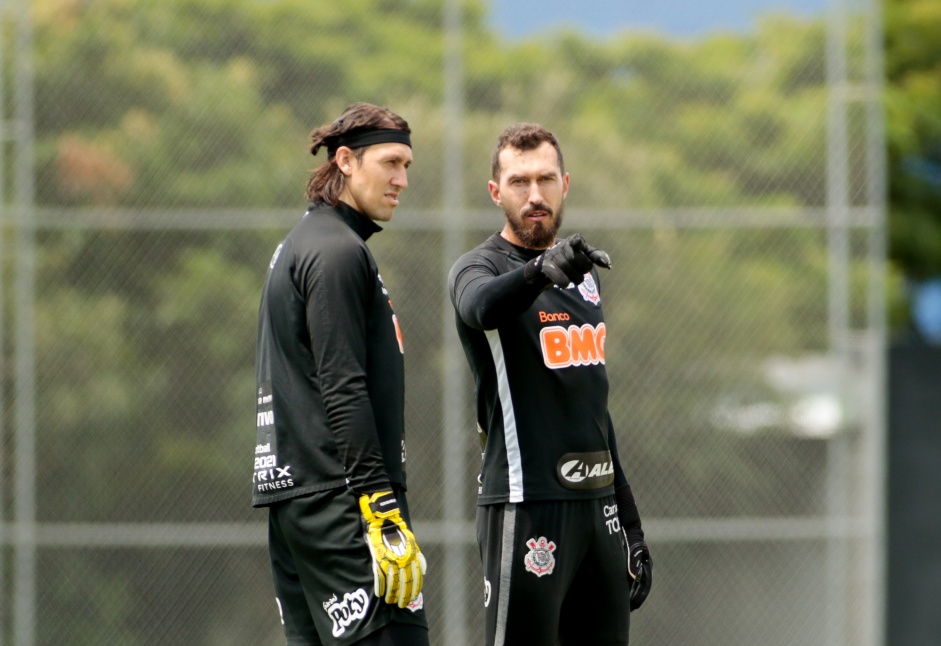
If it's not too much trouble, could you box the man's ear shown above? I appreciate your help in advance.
[335,147,355,176]
[488,179,501,207]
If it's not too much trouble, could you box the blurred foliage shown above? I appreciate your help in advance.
[31,0,858,212]
[0,0,902,643]
[23,0,861,512]
[884,0,941,330]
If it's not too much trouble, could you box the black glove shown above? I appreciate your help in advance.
[616,483,653,611]
[524,233,611,288]
[627,539,653,611]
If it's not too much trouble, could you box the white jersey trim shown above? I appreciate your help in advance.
[486,329,524,503]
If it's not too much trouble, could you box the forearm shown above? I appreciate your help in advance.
[319,379,392,493]
[451,264,547,330]
[615,483,645,543]
[605,413,642,539]
[606,412,630,489]
[305,258,391,493]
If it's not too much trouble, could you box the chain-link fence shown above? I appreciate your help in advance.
[0,0,886,644]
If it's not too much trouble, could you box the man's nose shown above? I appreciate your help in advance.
[527,183,543,203]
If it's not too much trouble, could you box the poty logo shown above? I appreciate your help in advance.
[324,588,369,637]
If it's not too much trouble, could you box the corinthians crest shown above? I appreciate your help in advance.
[523,536,557,577]
[578,273,600,305]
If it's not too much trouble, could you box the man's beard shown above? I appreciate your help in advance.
[505,202,564,249]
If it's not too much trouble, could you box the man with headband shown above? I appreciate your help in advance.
[449,123,653,645]
[252,103,429,646]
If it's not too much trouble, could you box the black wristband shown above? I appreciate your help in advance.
[523,256,552,288]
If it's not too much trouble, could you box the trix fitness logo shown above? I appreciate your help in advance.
[523,536,557,577]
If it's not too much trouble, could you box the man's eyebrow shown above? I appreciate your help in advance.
[377,153,412,165]
[506,171,557,181]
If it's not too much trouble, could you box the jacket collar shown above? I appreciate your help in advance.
[308,200,383,241]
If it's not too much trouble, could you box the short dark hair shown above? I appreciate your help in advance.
[490,123,564,181]
[306,102,410,204]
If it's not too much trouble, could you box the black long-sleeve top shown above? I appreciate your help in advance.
[252,201,406,507]
[448,233,629,505]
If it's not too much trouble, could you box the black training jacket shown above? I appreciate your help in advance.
[252,201,406,507]
[449,233,629,505]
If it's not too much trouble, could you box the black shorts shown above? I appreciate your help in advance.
[477,495,630,646]
[267,486,428,646]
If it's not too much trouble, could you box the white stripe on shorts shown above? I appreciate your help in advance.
[493,504,517,646]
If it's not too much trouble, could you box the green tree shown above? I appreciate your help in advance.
[12,0,884,642]
[884,0,941,328]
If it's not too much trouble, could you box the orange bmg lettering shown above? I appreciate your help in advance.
[540,323,606,369]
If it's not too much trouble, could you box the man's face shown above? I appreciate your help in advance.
[489,141,569,250]
[338,142,412,222]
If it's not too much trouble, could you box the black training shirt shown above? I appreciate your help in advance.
[252,201,406,507]
[449,233,629,505]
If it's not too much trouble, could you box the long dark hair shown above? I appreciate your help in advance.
[306,102,410,204]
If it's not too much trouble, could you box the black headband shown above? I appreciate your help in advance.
[326,128,411,155]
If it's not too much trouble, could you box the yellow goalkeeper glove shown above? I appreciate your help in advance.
[359,491,427,608]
